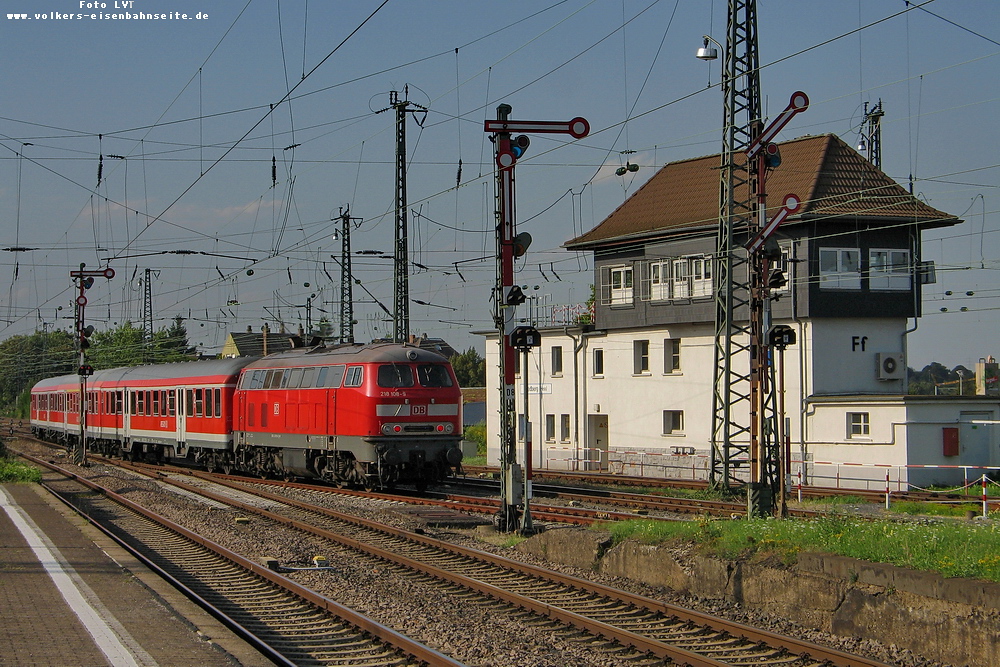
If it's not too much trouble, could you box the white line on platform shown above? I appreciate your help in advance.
[0,486,156,667]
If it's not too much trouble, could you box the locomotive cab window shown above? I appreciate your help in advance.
[378,364,414,388]
[344,366,364,387]
[418,364,453,387]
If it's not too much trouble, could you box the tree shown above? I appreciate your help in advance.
[88,321,145,369]
[151,315,197,362]
[908,362,977,395]
[574,284,596,325]
[0,329,76,416]
[449,347,486,387]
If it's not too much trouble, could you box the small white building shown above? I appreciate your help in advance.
[485,135,1000,490]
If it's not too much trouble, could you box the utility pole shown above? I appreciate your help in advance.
[484,105,589,533]
[337,206,361,345]
[70,264,115,466]
[378,88,426,344]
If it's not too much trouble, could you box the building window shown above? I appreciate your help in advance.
[664,338,681,373]
[690,256,712,297]
[869,249,910,291]
[672,258,690,299]
[593,348,604,376]
[819,248,862,290]
[560,414,570,442]
[650,261,671,301]
[633,339,650,374]
[551,346,563,376]
[848,412,870,438]
[662,410,684,435]
[771,243,791,294]
[545,414,556,442]
[609,265,633,305]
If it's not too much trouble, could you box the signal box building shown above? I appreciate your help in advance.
[484,134,1000,489]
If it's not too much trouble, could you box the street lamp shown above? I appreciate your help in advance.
[697,35,721,61]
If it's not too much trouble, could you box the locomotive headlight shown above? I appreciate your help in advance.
[381,424,393,435]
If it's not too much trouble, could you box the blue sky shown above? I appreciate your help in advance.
[1,0,997,369]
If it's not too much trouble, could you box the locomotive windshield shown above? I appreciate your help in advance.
[417,364,453,387]
[377,363,414,388]
[376,363,453,388]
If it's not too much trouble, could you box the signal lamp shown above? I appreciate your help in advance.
[510,135,530,159]
[513,231,531,258]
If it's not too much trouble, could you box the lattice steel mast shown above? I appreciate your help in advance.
[337,206,359,345]
[710,0,762,493]
[383,88,426,344]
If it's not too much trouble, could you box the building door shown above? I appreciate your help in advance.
[586,414,608,471]
[960,411,993,469]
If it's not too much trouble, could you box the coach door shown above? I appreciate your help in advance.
[175,388,187,448]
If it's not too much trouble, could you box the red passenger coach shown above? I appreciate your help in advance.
[30,358,253,461]
[30,342,464,489]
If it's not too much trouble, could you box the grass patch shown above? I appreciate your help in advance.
[598,515,1000,582]
[0,457,42,483]
[892,500,982,517]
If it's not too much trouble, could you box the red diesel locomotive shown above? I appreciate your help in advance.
[30,343,465,488]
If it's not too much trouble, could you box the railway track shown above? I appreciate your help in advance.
[97,458,892,667]
[462,464,994,506]
[21,451,463,667]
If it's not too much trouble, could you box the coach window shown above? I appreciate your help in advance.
[301,367,316,388]
[152,391,160,416]
[214,388,222,417]
[194,389,204,417]
[167,391,175,417]
[344,366,364,387]
[378,364,414,388]
[205,388,213,418]
[136,391,144,415]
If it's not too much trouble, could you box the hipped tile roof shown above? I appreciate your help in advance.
[565,134,959,250]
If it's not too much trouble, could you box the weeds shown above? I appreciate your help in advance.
[596,514,1000,583]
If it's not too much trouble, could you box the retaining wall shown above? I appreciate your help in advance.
[516,527,1000,666]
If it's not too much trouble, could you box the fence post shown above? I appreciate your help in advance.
[983,474,989,519]
[884,470,891,510]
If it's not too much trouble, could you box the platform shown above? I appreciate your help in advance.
[0,482,271,667]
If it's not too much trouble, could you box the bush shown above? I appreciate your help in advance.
[464,421,487,456]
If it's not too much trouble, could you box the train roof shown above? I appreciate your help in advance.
[32,357,257,392]
[244,342,449,370]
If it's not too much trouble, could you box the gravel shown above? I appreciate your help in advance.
[16,440,949,667]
